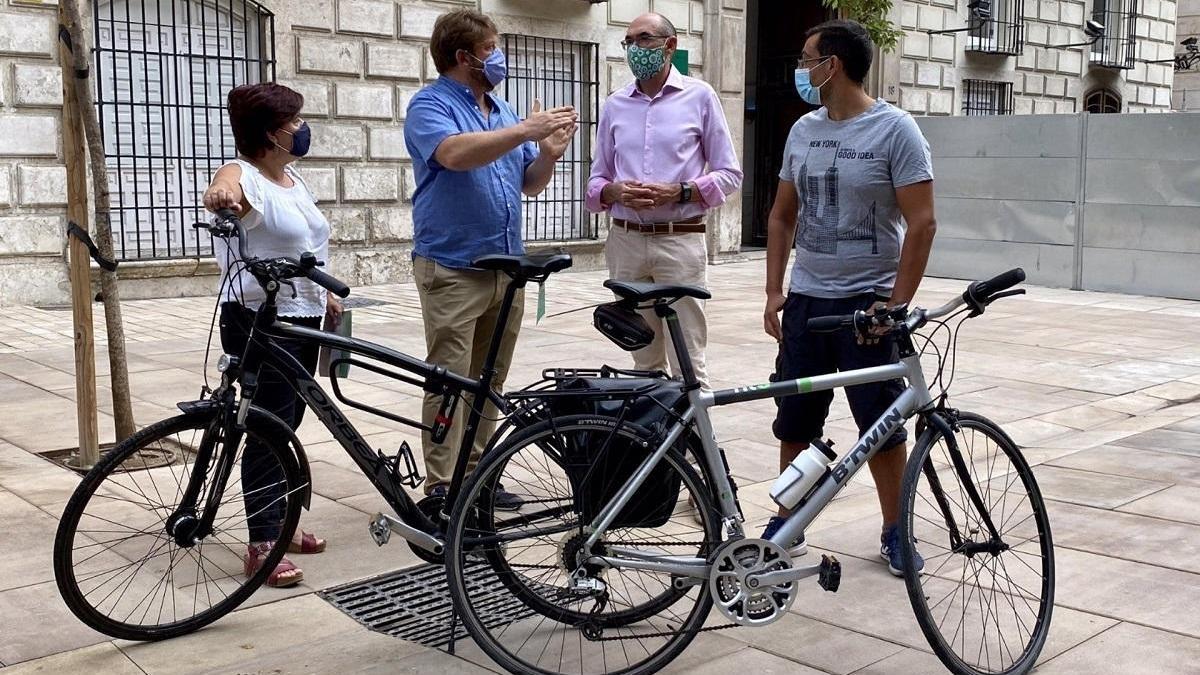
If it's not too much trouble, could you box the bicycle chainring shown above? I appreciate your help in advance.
[709,538,797,627]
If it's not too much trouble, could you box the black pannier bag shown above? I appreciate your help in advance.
[520,371,688,529]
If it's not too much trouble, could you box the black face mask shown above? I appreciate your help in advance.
[275,122,311,157]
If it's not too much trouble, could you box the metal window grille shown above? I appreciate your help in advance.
[500,35,600,242]
[1085,88,1123,112]
[1091,0,1139,69]
[962,79,1014,115]
[966,0,1026,55]
[93,0,276,261]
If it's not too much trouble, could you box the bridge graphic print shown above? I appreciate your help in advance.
[796,162,878,255]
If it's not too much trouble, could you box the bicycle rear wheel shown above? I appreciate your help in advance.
[445,415,720,675]
[54,410,304,641]
[900,411,1055,675]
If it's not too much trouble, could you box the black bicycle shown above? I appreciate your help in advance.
[52,208,573,641]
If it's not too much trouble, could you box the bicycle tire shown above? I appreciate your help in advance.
[496,415,718,629]
[54,410,304,641]
[900,411,1055,675]
[445,414,719,675]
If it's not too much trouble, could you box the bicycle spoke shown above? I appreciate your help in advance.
[908,416,1053,675]
[60,416,301,638]
[450,421,711,674]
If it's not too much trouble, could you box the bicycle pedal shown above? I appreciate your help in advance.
[818,554,841,593]
[368,512,392,547]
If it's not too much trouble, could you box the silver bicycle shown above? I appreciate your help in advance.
[444,269,1054,675]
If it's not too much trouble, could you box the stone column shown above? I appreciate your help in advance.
[702,0,747,257]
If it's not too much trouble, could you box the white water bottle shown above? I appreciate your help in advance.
[770,440,837,510]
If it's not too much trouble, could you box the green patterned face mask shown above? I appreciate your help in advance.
[626,44,667,81]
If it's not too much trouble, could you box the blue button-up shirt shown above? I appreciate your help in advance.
[405,76,536,269]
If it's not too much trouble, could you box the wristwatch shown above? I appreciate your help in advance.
[678,182,693,204]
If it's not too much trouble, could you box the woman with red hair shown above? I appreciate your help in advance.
[202,83,338,587]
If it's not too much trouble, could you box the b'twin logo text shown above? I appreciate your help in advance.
[831,408,904,484]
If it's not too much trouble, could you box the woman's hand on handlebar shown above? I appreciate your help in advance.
[203,165,246,215]
[203,186,243,214]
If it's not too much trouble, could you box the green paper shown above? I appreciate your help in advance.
[672,49,689,76]
[537,281,546,324]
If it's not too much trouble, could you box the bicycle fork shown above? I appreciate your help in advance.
[922,410,1008,555]
[165,389,245,548]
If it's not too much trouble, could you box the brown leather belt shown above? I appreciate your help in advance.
[612,217,705,235]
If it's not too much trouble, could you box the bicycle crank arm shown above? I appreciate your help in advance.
[744,561,823,588]
[592,548,709,579]
[368,512,443,555]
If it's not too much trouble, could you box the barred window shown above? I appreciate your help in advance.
[1085,88,1122,113]
[94,0,276,261]
[1091,0,1139,69]
[500,35,600,243]
[967,0,1026,55]
[962,79,1014,115]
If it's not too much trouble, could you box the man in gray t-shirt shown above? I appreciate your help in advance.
[780,98,933,297]
[761,20,938,577]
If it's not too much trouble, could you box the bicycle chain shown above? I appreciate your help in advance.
[583,621,740,642]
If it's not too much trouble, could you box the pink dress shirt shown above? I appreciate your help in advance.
[586,67,744,224]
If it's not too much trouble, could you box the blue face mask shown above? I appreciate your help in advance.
[277,121,311,157]
[794,57,832,106]
[469,48,508,87]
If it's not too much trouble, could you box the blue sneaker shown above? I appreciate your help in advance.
[881,524,924,577]
[761,516,808,557]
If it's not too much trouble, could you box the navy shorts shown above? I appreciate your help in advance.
[771,292,908,449]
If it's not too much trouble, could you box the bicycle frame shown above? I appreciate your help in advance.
[581,305,936,581]
[184,280,517,554]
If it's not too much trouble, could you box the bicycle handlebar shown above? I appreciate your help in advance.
[806,315,854,333]
[971,268,1026,300]
[303,259,351,298]
[963,268,1025,315]
[804,269,1027,335]
[201,207,351,299]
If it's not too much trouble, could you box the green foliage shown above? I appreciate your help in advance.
[821,0,903,51]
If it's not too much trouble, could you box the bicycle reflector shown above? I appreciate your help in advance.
[593,302,654,351]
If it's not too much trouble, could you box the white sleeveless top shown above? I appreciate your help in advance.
[213,159,331,317]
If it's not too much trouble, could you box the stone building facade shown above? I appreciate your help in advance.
[897,0,1179,116]
[1175,0,1199,108]
[0,0,739,307]
[0,0,1185,306]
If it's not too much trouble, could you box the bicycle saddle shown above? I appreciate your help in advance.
[603,279,712,302]
[472,253,573,279]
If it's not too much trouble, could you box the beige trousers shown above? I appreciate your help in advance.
[605,226,709,385]
[413,255,524,490]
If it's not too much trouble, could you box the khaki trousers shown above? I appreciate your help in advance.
[605,225,709,385]
[413,255,524,490]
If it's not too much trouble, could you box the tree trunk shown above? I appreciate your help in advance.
[59,12,101,469]
[59,0,137,442]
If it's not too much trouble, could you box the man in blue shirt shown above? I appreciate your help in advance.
[404,9,576,503]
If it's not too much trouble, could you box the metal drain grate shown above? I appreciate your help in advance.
[319,561,561,649]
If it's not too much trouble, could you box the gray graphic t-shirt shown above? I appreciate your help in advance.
[779,99,933,298]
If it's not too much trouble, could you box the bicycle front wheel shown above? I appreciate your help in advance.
[444,415,720,675]
[900,411,1055,675]
[54,410,304,641]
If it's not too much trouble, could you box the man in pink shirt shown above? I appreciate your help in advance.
[587,12,743,385]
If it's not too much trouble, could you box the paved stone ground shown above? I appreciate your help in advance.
[1,258,1199,674]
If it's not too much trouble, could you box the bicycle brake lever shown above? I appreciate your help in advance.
[280,278,298,299]
[988,289,1025,303]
